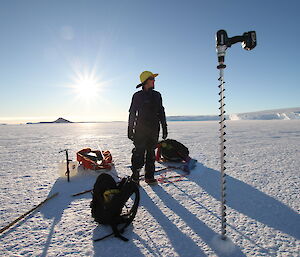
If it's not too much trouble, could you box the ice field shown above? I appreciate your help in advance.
[0,120,299,256]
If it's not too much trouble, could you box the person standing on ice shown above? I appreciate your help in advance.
[128,71,168,185]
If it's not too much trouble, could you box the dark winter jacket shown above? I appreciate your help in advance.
[128,89,167,136]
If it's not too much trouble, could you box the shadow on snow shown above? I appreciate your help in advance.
[140,186,246,257]
[192,163,300,240]
[17,161,299,257]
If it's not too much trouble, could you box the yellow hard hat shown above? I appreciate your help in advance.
[140,71,158,83]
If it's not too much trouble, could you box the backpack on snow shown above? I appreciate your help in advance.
[156,139,189,162]
[90,173,140,241]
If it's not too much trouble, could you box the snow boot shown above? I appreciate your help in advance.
[145,178,158,185]
[131,168,141,186]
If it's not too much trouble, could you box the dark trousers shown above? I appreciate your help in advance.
[131,130,158,180]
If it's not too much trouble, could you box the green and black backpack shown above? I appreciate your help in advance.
[158,139,189,162]
[90,173,140,241]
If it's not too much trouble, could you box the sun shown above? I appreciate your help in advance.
[69,67,104,103]
[73,75,99,99]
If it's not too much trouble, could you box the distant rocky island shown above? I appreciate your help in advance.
[27,118,73,124]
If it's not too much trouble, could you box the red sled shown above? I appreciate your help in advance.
[76,148,113,170]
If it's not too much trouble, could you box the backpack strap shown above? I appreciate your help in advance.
[93,222,129,242]
[110,223,129,241]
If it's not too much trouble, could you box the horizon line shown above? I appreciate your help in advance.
[1,106,299,124]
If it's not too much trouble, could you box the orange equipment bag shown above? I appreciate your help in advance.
[76,148,113,170]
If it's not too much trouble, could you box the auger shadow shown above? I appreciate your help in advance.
[190,163,300,240]
[169,181,271,255]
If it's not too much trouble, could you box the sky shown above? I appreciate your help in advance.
[0,0,299,124]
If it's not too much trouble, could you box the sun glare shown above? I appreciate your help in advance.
[69,67,105,103]
[74,75,99,99]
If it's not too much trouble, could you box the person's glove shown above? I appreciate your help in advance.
[128,126,134,141]
[162,126,168,140]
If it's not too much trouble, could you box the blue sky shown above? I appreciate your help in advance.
[0,0,299,123]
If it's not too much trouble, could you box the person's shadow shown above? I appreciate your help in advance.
[139,186,246,257]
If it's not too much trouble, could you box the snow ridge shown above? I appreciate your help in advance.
[167,107,300,121]
[230,107,300,121]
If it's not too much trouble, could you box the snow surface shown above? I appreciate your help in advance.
[0,121,299,256]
